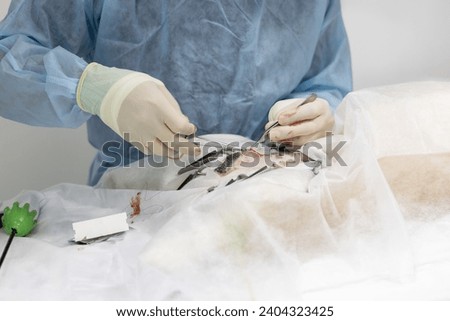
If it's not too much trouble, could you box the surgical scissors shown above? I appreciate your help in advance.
[177,166,207,190]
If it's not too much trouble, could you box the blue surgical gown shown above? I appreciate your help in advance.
[0,0,352,185]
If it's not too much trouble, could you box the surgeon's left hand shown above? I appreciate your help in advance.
[266,97,334,146]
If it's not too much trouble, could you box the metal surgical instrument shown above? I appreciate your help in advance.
[255,93,317,145]
[176,166,207,190]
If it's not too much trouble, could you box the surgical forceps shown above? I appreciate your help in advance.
[225,165,269,186]
[254,93,317,146]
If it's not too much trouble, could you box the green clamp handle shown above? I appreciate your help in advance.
[1,202,38,237]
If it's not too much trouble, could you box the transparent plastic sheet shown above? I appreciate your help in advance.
[97,135,413,299]
[329,81,450,299]
[0,136,412,300]
[335,81,450,266]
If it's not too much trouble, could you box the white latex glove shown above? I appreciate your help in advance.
[266,97,334,146]
[76,63,199,158]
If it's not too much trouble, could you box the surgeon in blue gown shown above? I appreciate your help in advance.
[0,0,352,185]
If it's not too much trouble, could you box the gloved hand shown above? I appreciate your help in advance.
[266,97,334,146]
[76,63,198,157]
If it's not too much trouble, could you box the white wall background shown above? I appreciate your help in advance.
[0,0,449,200]
[341,0,450,89]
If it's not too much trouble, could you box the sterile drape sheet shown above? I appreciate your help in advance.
[1,82,450,300]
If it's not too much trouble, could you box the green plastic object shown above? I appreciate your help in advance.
[2,202,37,237]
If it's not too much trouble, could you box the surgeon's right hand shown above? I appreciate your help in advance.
[76,63,198,158]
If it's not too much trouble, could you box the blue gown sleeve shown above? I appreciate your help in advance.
[287,0,353,110]
[0,0,101,128]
